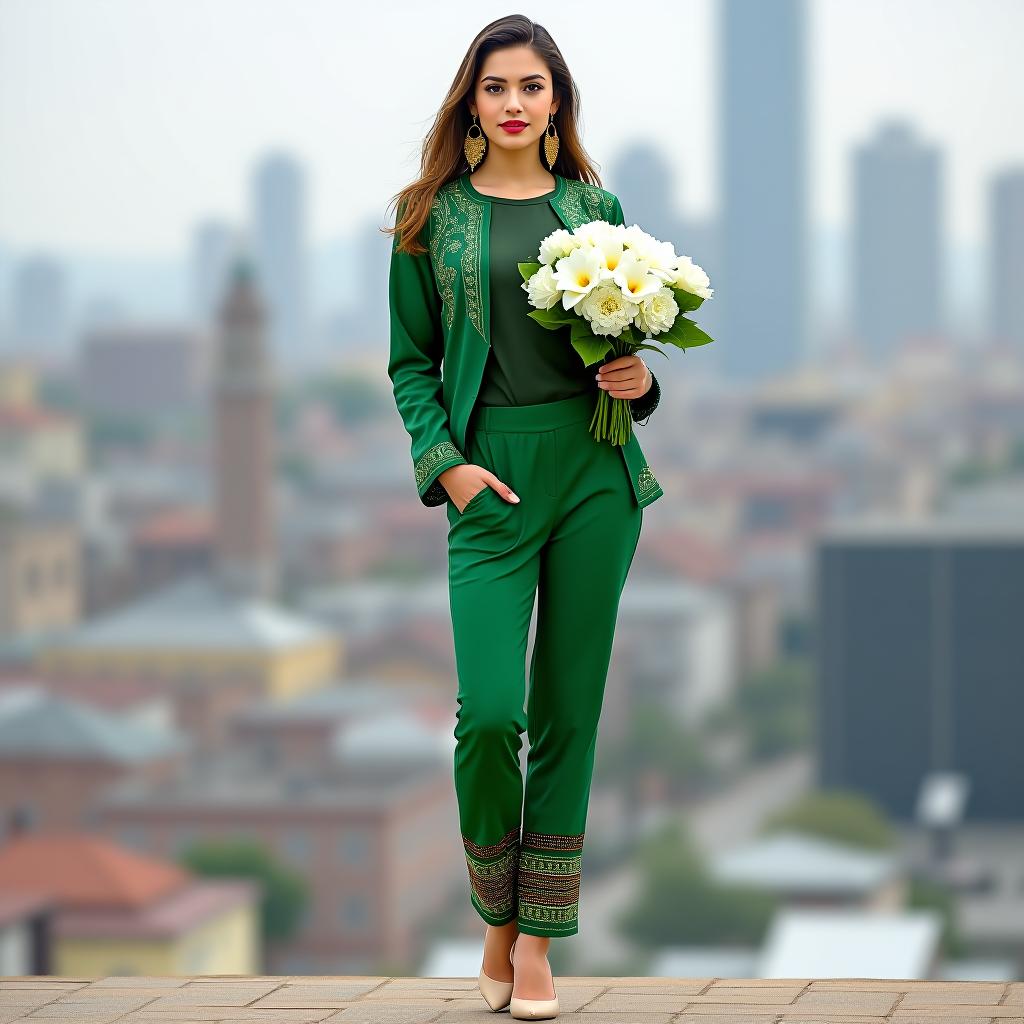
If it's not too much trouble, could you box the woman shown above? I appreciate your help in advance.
[385,15,663,1020]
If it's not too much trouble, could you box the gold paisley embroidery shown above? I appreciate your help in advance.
[428,188,458,334]
[429,180,485,341]
[414,440,463,488]
[559,179,616,229]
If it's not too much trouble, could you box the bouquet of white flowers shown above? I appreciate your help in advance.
[519,218,714,444]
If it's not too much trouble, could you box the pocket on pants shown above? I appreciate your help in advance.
[460,484,496,516]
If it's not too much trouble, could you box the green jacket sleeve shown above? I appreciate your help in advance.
[387,213,468,507]
[611,195,662,426]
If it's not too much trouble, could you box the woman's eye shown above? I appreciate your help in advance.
[485,83,542,94]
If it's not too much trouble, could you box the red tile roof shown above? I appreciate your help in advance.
[0,833,187,909]
[0,405,73,430]
[133,507,213,545]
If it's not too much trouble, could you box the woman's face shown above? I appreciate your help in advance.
[469,45,559,156]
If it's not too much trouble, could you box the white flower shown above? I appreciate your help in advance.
[633,286,679,335]
[538,229,581,266]
[618,226,675,270]
[621,223,657,255]
[667,255,714,299]
[572,219,619,247]
[578,281,639,337]
[521,264,561,310]
[553,245,607,310]
[592,234,627,276]
[611,250,663,304]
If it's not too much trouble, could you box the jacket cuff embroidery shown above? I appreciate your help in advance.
[415,440,467,506]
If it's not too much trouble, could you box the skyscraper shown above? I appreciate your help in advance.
[851,120,944,358]
[12,255,69,359]
[250,152,310,371]
[989,167,1024,352]
[719,0,809,380]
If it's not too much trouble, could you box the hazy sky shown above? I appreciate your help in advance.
[1,0,1022,255]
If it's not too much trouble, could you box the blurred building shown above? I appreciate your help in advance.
[130,506,213,595]
[0,833,259,976]
[0,507,79,637]
[250,151,311,371]
[710,830,906,909]
[33,572,339,751]
[719,0,809,379]
[212,259,277,599]
[988,167,1024,351]
[0,889,53,975]
[78,324,210,419]
[190,218,240,326]
[0,361,84,488]
[95,704,460,975]
[852,120,945,358]
[0,685,187,835]
[10,256,69,360]
[816,519,1024,821]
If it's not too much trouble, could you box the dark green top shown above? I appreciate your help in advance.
[465,178,595,407]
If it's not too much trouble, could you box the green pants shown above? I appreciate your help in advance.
[446,390,643,937]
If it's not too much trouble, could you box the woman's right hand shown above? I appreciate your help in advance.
[440,465,520,514]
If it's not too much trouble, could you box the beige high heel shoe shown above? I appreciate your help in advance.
[477,929,514,1012]
[508,936,560,1020]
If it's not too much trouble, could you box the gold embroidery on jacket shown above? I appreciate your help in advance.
[559,179,616,229]
[637,463,659,497]
[430,181,485,341]
[428,190,458,334]
[415,440,462,488]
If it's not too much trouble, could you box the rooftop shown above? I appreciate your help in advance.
[45,572,333,652]
[0,976,1019,1021]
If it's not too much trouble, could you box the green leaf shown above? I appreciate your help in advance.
[658,315,715,350]
[518,261,542,283]
[572,334,611,365]
[527,306,575,330]
[670,286,706,313]
[631,342,671,359]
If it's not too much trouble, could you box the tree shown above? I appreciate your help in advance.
[614,820,777,948]
[760,789,895,850]
[179,838,309,944]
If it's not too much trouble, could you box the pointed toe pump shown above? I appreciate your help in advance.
[478,940,514,1012]
[508,937,560,1020]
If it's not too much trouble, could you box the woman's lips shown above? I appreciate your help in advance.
[500,123,528,133]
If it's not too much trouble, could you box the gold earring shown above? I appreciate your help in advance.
[543,112,559,170]
[464,113,487,171]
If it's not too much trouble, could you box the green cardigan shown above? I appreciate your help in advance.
[388,171,664,509]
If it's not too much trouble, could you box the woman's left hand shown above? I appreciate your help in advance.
[596,354,652,399]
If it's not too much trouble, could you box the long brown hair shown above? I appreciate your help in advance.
[383,14,604,256]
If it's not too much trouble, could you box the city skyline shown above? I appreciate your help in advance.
[1,0,1023,253]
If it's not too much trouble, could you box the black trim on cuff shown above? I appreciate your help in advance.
[421,477,450,506]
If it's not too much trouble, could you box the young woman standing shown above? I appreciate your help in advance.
[386,15,662,1019]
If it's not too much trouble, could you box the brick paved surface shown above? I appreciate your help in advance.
[0,976,1021,1022]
